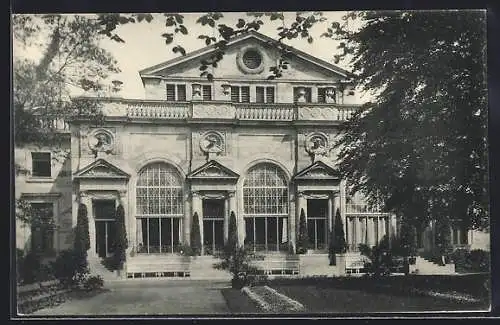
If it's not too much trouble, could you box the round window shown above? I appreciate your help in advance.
[242,49,262,70]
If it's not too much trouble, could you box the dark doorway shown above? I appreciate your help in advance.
[93,199,116,258]
[307,199,328,250]
[202,199,225,255]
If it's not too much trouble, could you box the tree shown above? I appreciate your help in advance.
[328,11,488,233]
[297,208,309,254]
[329,208,347,265]
[226,211,238,254]
[395,216,418,257]
[190,212,201,256]
[434,217,453,265]
[74,203,90,274]
[112,204,128,270]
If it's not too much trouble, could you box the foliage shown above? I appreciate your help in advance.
[392,216,418,257]
[215,211,259,287]
[16,199,55,229]
[434,217,453,265]
[13,14,118,152]
[330,11,488,233]
[112,204,128,269]
[74,203,89,275]
[190,212,202,256]
[17,251,55,284]
[82,275,104,291]
[359,235,394,277]
[296,208,309,254]
[50,249,89,287]
[329,208,347,265]
[450,248,490,273]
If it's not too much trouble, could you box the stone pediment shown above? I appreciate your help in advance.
[187,160,239,180]
[73,159,130,179]
[293,161,340,181]
[139,31,351,81]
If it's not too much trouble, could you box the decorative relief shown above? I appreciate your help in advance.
[199,131,225,160]
[88,128,114,158]
[192,104,235,119]
[305,133,329,162]
[298,106,336,120]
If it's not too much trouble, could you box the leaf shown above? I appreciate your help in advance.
[208,19,215,27]
[267,75,275,80]
[307,36,313,44]
[199,65,208,71]
[205,38,211,46]
[206,73,213,82]
[236,18,245,28]
[179,25,188,35]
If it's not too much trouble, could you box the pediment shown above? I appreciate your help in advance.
[140,31,351,81]
[187,160,239,180]
[293,161,340,180]
[73,159,130,179]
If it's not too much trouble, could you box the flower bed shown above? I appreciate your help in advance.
[241,286,305,313]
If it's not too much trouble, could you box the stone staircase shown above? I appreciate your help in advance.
[189,256,231,280]
[87,256,123,281]
[413,256,456,275]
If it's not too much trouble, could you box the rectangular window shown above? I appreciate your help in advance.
[256,86,275,103]
[166,84,187,101]
[231,86,250,103]
[202,85,212,101]
[30,202,54,254]
[317,88,326,103]
[31,152,51,177]
[293,87,312,103]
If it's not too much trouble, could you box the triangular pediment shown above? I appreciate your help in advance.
[139,31,351,81]
[187,160,239,180]
[293,161,340,180]
[73,159,130,179]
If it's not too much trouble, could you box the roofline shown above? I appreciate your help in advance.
[139,30,352,78]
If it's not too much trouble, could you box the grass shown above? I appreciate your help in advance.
[221,288,265,314]
[273,285,489,313]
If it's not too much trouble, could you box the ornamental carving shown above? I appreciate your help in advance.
[305,133,329,162]
[199,131,225,160]
[88,129,114,158]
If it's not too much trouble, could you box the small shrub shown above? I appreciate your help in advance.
[450,248,490,273]
[297,208,309,254]
[51,249,89,287]
[82,275,104,291]
[20,251,42,284]
[190,212,201,256]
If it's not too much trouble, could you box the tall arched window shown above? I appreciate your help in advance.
[136,162,183,254]
[243,163,289,252]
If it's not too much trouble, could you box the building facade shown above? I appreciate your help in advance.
[15,31,489,277]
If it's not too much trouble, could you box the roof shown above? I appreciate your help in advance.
[293,160,340,181]
[186,160,239,180]
[139,30,352,78]
[73,159,130,179]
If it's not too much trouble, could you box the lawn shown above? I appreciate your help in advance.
[221,288,266,314]
[273,285,489,313]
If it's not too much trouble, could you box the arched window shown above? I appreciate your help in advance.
[136,163,183,254]
[243,163,288,252]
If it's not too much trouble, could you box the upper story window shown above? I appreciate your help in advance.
[31,152,51,177]
[166,84,187,101]
[231,86,250,103]
[256,86,275,103]
[202,85,212,101]
[318,87,336,103]
[293,87,312,103]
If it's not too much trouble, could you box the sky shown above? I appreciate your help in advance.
[14,12,363,99]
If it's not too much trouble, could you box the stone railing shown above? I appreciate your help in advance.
[36,116,71,133]
[72,97,361,123]
[235,103,295,121]
[126,101,190,119]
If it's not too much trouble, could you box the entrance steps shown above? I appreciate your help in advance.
[189,256,231,280]
[414,256,456,275]
[87,256,123,281]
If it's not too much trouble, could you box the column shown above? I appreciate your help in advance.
[367,217,374,247]
[184,191,191,247]
[118,190,132,255]
[296,191,307,235]
[355,217,362,249]
[339,180,347,241]
[327,195,333,232]
[224,195,229,242]
[227,190,239,245]
[80,191,96,258]
[289,192,296,253]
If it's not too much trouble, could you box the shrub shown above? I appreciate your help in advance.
[434,217,453,265]
[450,248,490,273]
[190,212,201,256]
[74,203,90,274]
[296,208,309,254]
[112,204,128,270]
[82,275,104,291]
[329,208,347,265]
[51,249,89,287]
[19,251,42,284]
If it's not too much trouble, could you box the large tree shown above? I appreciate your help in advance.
[327,11,489,232]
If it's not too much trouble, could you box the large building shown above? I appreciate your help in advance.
[15,31,489,278]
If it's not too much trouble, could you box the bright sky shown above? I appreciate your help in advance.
[15,12,363,99]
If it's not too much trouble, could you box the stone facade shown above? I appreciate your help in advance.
[15,31,489,272]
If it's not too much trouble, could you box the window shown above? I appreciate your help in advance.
[30,202,54,254]
[243,163,289,252]
[136,163,184,254]
[202,85,212,101]
[293,87,312,103]
[345,193,390,251]
[242,49,262,69]
[231,86,250,103]
[451,223,468,245]
[318,87,336,103]
[31,152,51,177]
[256,86,275,103]
[166,84,187,101]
